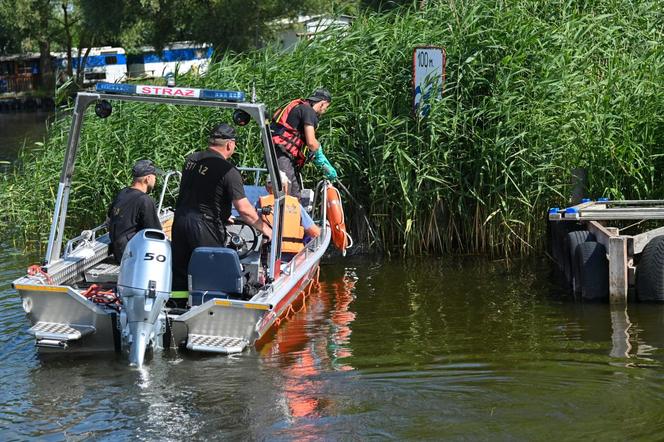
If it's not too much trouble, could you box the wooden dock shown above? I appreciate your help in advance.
[549,199,664,303]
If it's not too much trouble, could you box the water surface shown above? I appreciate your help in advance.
[3,256,664,440]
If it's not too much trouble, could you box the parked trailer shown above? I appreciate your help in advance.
[54,47,127,85]
[549,199,664,304]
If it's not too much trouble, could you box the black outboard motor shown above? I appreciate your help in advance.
[117,229,171,367]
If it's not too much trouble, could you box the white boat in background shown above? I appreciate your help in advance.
[13,82,350,367]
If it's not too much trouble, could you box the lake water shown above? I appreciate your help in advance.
[2,114,664,440]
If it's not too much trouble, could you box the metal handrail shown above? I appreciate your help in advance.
[238,166,268,185]
[157,170,182,215]
[282,180,328,277]
[63,222,107,258]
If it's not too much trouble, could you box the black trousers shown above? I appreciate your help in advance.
[171,211,226,291]
[276,155,302,199]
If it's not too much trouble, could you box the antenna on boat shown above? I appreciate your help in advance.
[336,180,382,249]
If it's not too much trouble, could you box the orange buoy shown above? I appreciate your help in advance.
[326,183,351,256]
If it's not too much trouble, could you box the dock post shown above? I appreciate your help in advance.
[609,236,628,303]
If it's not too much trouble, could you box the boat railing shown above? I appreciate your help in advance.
[63,223,108,258]
[157,170,182,215]
[238,166,268,186]
[280,179,329,277]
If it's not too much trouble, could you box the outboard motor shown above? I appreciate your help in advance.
[117,229,171,367]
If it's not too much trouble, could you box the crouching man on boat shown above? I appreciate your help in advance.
[171,123,272,291]
[258,171,320,262]
[107,159,163,263]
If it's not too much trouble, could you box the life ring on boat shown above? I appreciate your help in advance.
[326,183,352,256]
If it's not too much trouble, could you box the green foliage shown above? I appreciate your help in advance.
[1,0,663,257]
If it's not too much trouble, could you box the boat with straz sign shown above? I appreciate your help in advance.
[12,82,351,366]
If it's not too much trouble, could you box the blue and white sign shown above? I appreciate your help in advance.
[412,46,446,117]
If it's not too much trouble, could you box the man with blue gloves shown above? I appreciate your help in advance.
[271,88,337,199]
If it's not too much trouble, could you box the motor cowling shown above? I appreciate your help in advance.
[117,229,171,367]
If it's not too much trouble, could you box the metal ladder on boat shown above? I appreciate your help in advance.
[186,334,248,354]
[27,322,95,349]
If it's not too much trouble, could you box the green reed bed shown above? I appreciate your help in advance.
[1,0,662,257]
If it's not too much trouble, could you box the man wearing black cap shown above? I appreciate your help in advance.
[271,88,337,199]
[170,122,273,291]
[107,159,163,263]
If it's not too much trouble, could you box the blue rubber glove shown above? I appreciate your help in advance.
[312,146,338,180]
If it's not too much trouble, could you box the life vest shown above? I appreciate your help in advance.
[270,99,308,169]
[259,194,305,254]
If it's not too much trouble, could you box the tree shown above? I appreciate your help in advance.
[1,0,60,90]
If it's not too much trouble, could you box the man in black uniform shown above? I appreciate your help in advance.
[107,159,162,263]
[271,88,337,199]
[171,123,272,291]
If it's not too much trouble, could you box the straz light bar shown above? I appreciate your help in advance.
[95,82,245,102]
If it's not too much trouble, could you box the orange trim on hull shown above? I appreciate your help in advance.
[254,265,319,348]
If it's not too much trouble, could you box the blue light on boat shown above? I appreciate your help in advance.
[96,83,136,94]
[95,82,245,102]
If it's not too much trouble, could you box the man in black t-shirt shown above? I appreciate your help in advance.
[107,159,162,263]
[271,88,337,198]
[170,123,273,291]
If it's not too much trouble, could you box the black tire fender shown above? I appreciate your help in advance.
[566,230,596,293]
[575,241,609,301]
[636,235,664,302]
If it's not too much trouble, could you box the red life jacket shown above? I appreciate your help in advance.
[271,99,308,168]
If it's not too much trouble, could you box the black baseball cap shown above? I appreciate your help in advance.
[209,123,237,141]
[307,88,332,103]
[132,159,162,178]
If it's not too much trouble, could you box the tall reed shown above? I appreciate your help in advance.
[1,0,662,257]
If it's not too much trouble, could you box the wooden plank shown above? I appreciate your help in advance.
[587,221,617,251]
[578,213,664,221]
[603,199,664,206]
[609,236,628,303]
[631,226,664,255]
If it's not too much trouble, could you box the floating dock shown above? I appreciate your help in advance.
[549,199,664,303]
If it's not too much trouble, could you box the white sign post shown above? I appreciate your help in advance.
[412,46,446,117]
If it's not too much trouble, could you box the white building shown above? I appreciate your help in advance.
[275,15,355,51]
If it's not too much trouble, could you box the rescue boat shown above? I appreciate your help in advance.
[12,82,351,367]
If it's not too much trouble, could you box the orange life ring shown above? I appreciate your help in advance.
[326,184,349,255]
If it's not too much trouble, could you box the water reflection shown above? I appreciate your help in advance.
[610,305,632,359]
[0,112,51,162]
[259,267,357,428]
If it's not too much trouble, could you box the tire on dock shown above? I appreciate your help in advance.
[574,241,609,301]
[636,235,664,302]
[566,230,595,292]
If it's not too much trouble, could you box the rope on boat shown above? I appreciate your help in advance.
[82,284,121,310]
[27,265,53,285]
[274,273,318,327]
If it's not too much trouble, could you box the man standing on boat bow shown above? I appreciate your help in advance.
[107,159,162,263]
[271,88,337,199]
[171,123,272,291]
